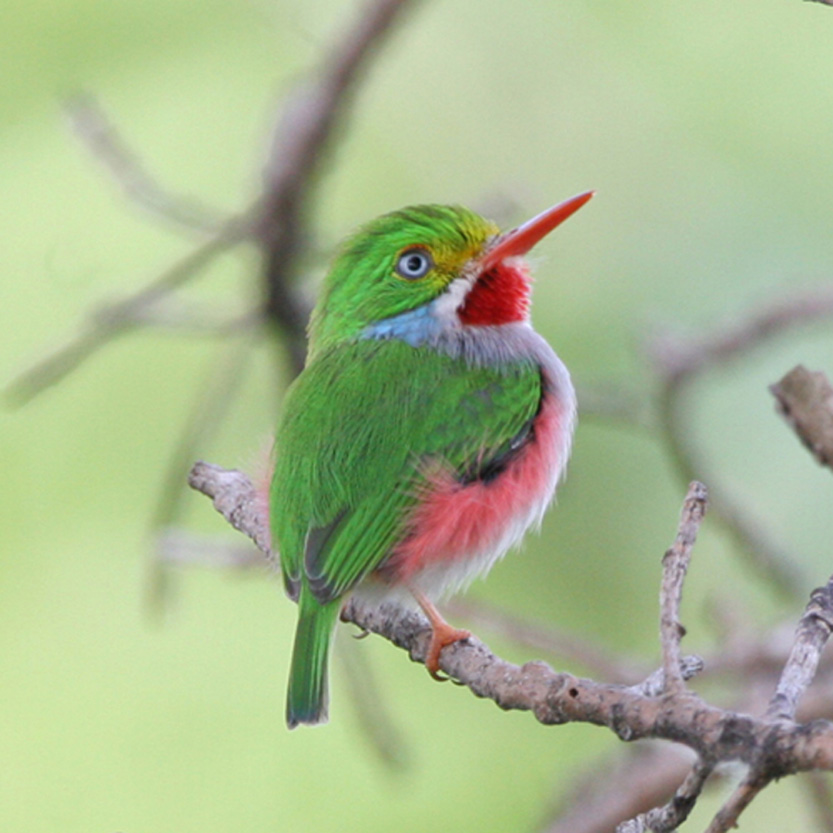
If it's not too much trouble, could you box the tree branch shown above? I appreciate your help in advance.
[256,0,421,372]
[770,365,833,474]
[187,459,833,818]
[4,217,252,405]
[659,482,707,696]
[766,576,833,721]
[65,93,229,235]
[645,288,833,601]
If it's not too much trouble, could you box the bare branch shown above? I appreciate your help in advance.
[646,292,833,601]
[616,759,713,833]
[256,0,420,372]
[4,217,251,405]
[771,365,833,473]
[647,288,833,384]
[660,481,708,696]
[156,530,265,570]
[767,576,833,721]
[575,382,653,429]
[66,93,229,235]
[801,771,833,833]
[627,656,704,699]
[644,289,833,603]
[704,772,770,833]
[187,461,272,556]
[189,460,833,793]
[542,746,701,833]
[337,636,410,769]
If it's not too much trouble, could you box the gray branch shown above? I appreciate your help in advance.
[770,365,833,474]
[188,459,833,821]
[659,482,707,696]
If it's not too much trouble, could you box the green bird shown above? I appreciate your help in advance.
[271,191,593,727]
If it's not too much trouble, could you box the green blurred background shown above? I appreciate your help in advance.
[3,0,833,830]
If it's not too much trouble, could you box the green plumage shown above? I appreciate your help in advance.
[272,339,541,726]
[271,203,552,728]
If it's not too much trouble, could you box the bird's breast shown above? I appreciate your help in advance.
[377,368,574,599]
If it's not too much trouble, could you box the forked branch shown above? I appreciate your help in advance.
[188,461,833,831]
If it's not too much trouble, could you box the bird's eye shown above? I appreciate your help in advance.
[395,248,433,280]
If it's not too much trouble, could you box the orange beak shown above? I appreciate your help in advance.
[481,190,594,272]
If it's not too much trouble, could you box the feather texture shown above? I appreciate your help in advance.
[270,203,581,727]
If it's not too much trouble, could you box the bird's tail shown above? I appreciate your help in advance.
[286,595,341,729]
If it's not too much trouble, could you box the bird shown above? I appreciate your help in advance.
[270,191,593,728]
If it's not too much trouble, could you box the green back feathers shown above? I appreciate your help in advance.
[272,338,542,604]
[307,205,499,358]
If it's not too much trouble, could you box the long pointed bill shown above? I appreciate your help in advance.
[481,190,594,271]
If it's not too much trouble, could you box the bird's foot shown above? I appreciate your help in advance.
[425,621,471,681]
[408,585,471,681]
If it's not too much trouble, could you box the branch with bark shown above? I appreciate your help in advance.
[771,366,833,473]
[5,0,418,404]
[188,463,833,832]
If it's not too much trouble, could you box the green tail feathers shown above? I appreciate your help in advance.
[286,597,341,729]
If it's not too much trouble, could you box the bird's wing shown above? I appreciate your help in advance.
[271,338,542,603]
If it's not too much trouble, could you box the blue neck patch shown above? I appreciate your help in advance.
[360,303,444,347]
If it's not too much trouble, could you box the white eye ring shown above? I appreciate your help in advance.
[395,248,433,280]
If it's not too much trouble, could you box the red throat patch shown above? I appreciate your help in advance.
[457,261,531,326]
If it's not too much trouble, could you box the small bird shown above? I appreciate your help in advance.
[271,191,592,727]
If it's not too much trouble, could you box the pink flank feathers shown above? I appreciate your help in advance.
[381,388,568,590]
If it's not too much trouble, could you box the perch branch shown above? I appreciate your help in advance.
[188,461,833,804]
[446,597,648,684]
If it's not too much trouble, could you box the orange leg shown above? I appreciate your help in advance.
[409,587,471,680]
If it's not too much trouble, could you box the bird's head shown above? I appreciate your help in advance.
[308,192,593,357]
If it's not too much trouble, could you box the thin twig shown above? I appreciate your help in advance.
[802,771,833,833]
[615,759,713,833]
[660,481,708,696]
[575,383,654,429]
[147,332,262,614]
[645,289,833,602]
[4,217,252,405]
[155,531,265,570]
[97,302,260,335]
[656,375,805,602]
[704,773,770,833]
[542,746,700,833]
[627,656,704,698]
[766,576,833,721]
[66,93,229,235]
[337,635,410,769]
[647,288,833,384]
